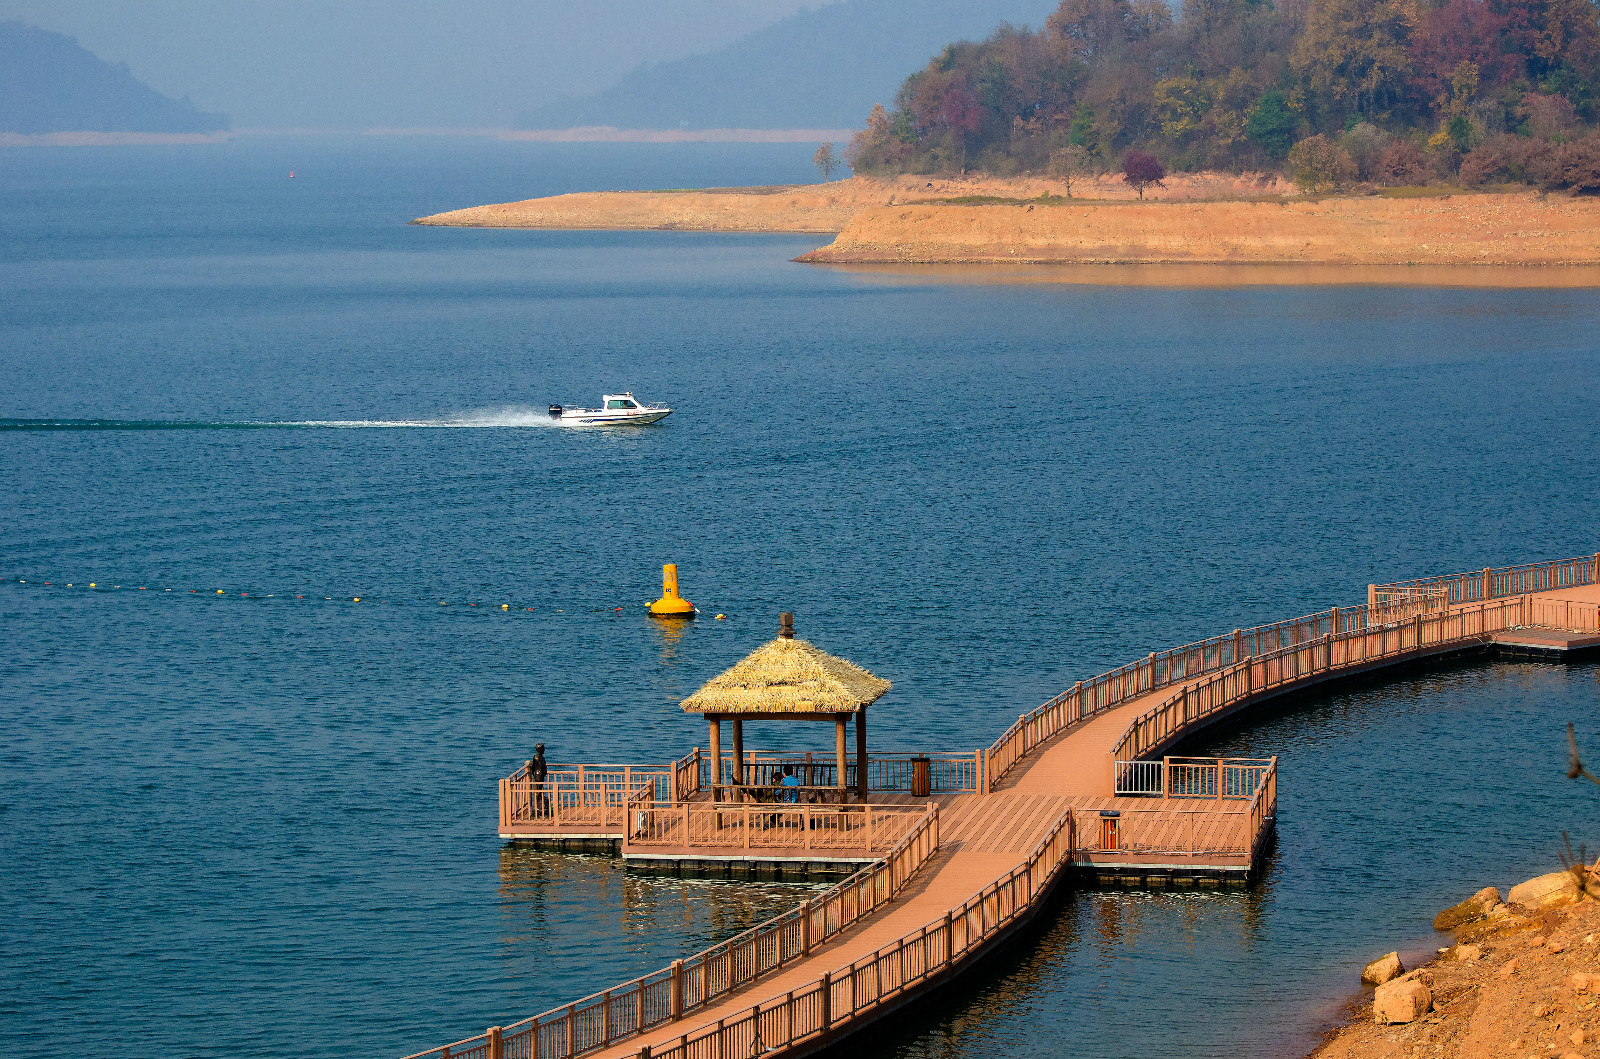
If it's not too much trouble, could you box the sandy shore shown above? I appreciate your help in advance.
[414,175,1600,270]
[802,193,1600,266]
[410,173,1294,233]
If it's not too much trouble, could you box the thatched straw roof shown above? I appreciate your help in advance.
[681,637,891,715]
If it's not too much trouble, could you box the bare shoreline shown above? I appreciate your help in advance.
[413,175,1600,279]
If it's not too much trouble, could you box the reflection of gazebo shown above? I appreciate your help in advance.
[682,613,890,801]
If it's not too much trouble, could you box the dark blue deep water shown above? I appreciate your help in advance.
[2,137,1599,1059]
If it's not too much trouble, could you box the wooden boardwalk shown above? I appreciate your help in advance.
[410,554,1600,1059]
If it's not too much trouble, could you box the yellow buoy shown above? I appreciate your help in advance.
[501,604,509,610]
[648,564,695,618]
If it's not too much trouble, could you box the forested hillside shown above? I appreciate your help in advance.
[0,21,228,135]
[845,0,1600,189]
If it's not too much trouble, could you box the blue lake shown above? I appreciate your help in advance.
[2,137,1598,1059]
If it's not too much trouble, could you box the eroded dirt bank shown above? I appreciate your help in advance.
[798,193,1600,266]
[1315,867,1600,1059]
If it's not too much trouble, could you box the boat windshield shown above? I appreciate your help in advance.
[606,399,637,409]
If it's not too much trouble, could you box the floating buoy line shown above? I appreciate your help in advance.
[3,576,718,618]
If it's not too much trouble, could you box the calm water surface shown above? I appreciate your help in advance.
[2,138,1598,1059]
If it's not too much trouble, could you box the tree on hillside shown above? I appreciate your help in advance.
[1246,91,1298,162]
[1122,150,1166,196]
[814,142,841,181]
[840,0,1600,183]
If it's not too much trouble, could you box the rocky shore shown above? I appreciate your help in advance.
[1315,865,1600,1059]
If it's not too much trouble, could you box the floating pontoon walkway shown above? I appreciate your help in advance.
[409,553,1600,1059]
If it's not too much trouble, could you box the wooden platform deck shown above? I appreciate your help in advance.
[406,553,1600,1059]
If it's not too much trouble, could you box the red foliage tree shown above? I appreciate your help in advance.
[1121,150,1167,197]
[1410,0,1512,103]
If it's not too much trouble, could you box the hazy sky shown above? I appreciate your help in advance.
[0,0,826,128]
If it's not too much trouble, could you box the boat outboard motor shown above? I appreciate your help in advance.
[548,404,563,418]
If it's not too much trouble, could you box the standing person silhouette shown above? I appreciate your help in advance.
[529,744,550,818]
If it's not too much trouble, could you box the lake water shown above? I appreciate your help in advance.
[2,137,1599,1059]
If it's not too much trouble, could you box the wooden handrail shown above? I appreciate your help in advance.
[404,802,939,1059]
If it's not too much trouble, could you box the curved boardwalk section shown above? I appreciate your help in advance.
[406,553,1600,1059]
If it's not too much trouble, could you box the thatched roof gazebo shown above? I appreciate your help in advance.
[682,613,890,800]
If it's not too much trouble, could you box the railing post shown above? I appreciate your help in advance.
[487,1026,504,1059]
[943,910,953,964]
[1233,628,1242,663]
[820,972,832,1030]
[1329,608,1339,636]
[801,900,812,955]
[670,959,684,1019]
[1483,567,1492,600]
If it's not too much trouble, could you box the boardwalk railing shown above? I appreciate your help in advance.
[707,751,984,794]
[983,596,1440,790]
[1371,553,1600,610]
[1113,756,1274,798]
[1529,597,1600,633]
[1108,594,1535,764]
[1088,758,1277,856]
[624,803,929,859]
[642,805,1080,1059]
[407,803,940,1059]
[500,764,672,831]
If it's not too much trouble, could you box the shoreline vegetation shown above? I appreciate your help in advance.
[412,173,1600,271]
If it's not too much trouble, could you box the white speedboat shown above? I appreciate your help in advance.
[547,393,672,426]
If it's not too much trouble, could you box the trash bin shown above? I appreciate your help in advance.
[1098,809,1121,851]
[911,755,932,798]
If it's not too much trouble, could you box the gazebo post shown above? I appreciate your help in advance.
[709,716,723,794]
[835,715,848,795]
[731,718,745,787]
[855,709,867,801]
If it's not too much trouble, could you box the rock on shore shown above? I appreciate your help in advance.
[1315,867,1600,1059]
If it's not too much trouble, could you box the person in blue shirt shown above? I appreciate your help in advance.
[779,765,801,804]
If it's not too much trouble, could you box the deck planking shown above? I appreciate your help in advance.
[453,564,1600,1059]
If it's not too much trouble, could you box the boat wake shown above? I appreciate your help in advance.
[0,407,573,431]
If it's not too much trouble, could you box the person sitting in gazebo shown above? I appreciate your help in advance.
[681,611,891,804]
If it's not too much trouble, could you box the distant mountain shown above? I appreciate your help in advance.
[0,21,228,134]
[517,0,1060,131]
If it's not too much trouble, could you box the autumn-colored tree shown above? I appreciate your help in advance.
[1121,149,1166,196]
[1287,134,1359,191]
[1409,0,1511,108]
[1376,139,1429,183]
[839,0,1600,183]
[813,142,840,182]
[1291,0,1421,120]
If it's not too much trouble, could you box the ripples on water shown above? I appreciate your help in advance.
[2,139,1599,1059]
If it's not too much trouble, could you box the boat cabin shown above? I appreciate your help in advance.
[604,394,640,410]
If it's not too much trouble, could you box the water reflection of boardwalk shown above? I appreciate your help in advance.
[411,554,1600,1059]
